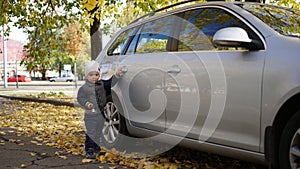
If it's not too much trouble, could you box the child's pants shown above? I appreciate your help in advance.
[84,112,104,153]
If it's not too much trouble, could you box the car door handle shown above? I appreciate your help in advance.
[121,67,128,73]
[167,65,181,74]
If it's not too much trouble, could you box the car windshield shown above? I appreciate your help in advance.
[240,3,300,37]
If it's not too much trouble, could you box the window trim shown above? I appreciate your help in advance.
[106,26,141,56]
[106,4,266,56]
[121,26,141,55]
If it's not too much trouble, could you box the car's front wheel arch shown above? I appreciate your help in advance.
[268,93,300,169]
[278,111,300,169]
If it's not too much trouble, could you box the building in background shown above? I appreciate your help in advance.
[0,38,28,80]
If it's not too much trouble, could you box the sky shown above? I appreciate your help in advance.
[8,25,28,44]
[7,24,112,48]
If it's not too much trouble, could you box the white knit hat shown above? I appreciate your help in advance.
[85,60,100,77]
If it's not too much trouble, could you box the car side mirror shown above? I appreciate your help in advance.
[213,27,260,51]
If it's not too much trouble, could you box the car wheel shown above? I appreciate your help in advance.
[278,111,300,169]
[101,95,128,150]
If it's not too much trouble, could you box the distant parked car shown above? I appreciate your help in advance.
[49,74,75,82]
[8,75,31,82]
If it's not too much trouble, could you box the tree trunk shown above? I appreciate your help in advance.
[90,17,102,60]
[59,62,62,77]
[42,69,47,80]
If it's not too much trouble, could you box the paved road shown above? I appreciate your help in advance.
[0,128,113,169]
[0,80,84,88]
[0,80,85,97]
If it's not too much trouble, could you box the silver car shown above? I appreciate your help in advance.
[96,2,300,169]
[49,74,76,82]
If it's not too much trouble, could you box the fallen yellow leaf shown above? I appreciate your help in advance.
[59,155,68,160]
[0,131,6,135]
[82,158,94,163]
[20,164,27,168]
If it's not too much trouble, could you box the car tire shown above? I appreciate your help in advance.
[278,111,300,169]
[101,95,129,151]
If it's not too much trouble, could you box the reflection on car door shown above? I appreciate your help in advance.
[165,50,265,151]
[164,7,266,151]
[118,53,169,132]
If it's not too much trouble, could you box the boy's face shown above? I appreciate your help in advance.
[86,71,100,83]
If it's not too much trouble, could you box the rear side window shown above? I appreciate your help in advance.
[107,27,138,56]
[135,15,178,54]
[107,14,178,55]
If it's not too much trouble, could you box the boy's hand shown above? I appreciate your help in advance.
[85,102,94,109]
[115,66,124,77]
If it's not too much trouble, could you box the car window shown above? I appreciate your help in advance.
[107,27,138,56]
[125,28,141,55]
[135,33,168,53]
[135,15,178,54]
[178,7,258,51]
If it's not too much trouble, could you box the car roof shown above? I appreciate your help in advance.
[129,1,244,25]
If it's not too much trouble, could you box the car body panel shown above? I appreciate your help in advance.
[125,119,266,164]
[161,50,265,152]
[260,35,300,152]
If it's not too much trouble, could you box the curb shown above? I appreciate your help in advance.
[0,94,80,107]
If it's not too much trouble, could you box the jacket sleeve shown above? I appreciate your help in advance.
[77,87,89,108]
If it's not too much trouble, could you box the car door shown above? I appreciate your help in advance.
[101,15,181,133]
[164,7,266,151]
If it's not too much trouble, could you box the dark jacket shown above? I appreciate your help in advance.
[77,80,107,112]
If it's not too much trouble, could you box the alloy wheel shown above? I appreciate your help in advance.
[102,102,120,144]
[290,128,300,169]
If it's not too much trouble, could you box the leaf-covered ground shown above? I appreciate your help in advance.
[0,98,268,169]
